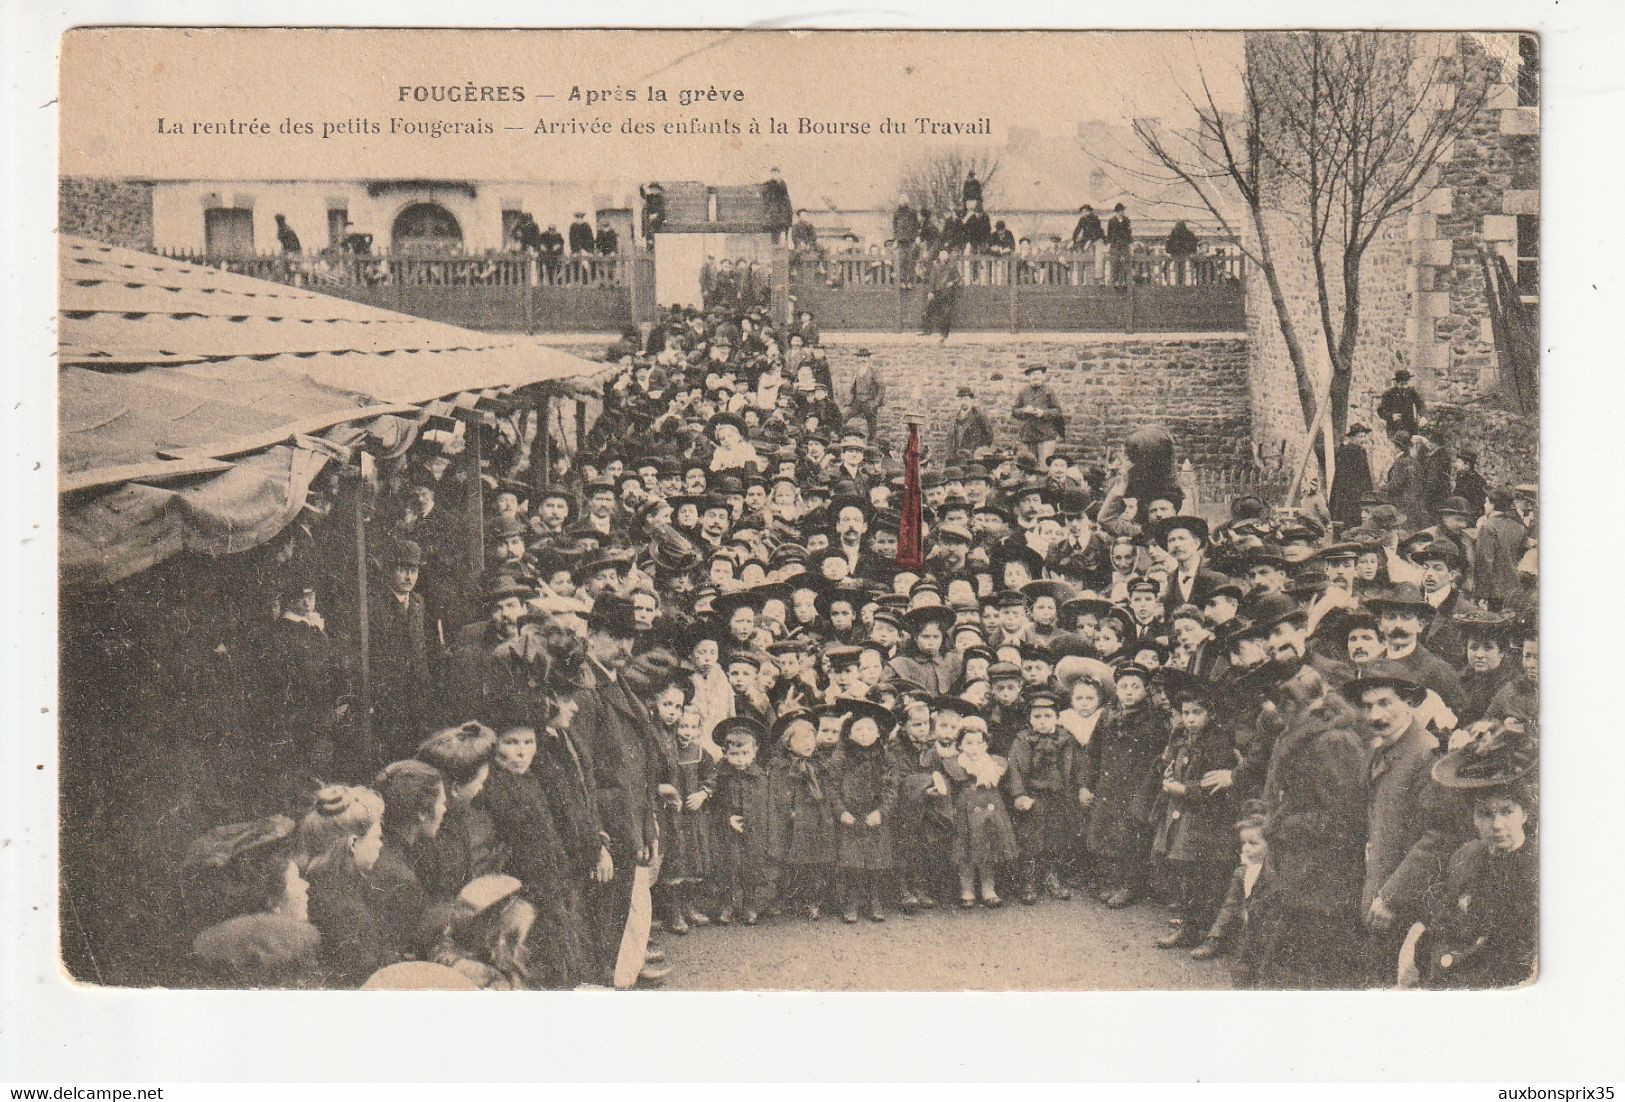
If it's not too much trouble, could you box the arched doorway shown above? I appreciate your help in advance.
[390,203,464,253]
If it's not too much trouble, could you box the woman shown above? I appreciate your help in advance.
[887,606,963,696]
[181,814,320,989]
[371,759,447,959]
[431,874,541,990]
[299,784,391,988]
[1401,723,1538,989]
[415,722,507,905]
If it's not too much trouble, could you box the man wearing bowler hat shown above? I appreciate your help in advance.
[945,385,995,462]
[1341,666,1471,986]
[1378,368,1426,441]
[370,539,433,758]
[1012,363,1066,467]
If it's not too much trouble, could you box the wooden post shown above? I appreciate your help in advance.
[524,255,536,335]
[532,391,553,496]
[575,399,588,482]
[1008,258,1019,334]
[462,419,485,578]
[352,474,375,766]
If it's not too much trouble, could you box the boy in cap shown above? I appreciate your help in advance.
[1007,690,1087,903]
[697,718,774,925]
[1082,662,1171,908]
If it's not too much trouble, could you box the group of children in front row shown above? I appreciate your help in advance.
[644,660,1246,955]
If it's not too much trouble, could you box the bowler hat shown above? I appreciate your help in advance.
[482,574,535,603]
[1365,582,1435,618]
[1339,662,1428,706]
[1149,515,1210,548]
[1021,578,1078,605]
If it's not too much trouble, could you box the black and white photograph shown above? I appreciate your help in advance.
[48,26,1543,1000]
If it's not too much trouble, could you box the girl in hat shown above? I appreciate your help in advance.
[299,785,391,987]
[1083,663,1173,908]
[888,605,964,696]
[1150,673,1241,949]
[182,815,320,989]
[430,874,539,990]
[950,717,1018,908]
[769,709,839,919]
[829,700,901,923]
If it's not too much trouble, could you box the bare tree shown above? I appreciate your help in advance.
[1109,31,1501,476]
[1253,31,1496,436]
[899,148,1001,217]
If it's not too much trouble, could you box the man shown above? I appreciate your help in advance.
[1366,583,1464,716]
[1071,203,1105,280]
[1378,369,1425,441]
[258,576,348,766]
[1012,363,1065,466]
[762,167,794,243]
[274,213,302,255]
[594,218,619,256]
[921,249,963,341]
[962,200,991,253]
[1330,424,1375,529]
[962,169,983,207]
[445,575,548,722]
[846,349,885,440]
[1239,590,1351,690]
[567,212,596,256]
[1416,540,1470,667]
[1105,202,1133,286]
[1451,449,1489,518]
[790,208,818,252]
[944,386,994,462]
[370,539,432,759]
[1149,515,1227,616]
[1164,221,1199,285]
[572,594,676,987]
[1474,488,1528,610]
[1341,667,1470,986]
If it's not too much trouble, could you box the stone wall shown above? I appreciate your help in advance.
[1244,32,1539,486]
[560,335,1256,477]
[59,177,154,249]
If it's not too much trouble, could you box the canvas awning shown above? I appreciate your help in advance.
[59,237,610,587]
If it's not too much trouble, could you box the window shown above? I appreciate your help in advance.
[203,207,255,256]
[1515,213,1539,300]
[327,208,349,249]
[390,202,463,254]
[1518,35,1539,107]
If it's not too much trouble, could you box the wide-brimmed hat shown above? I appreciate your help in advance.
[1238,545,1291,572]
[1021,578,1077,605]
[903,604,957,636]
[482,574,535,603]
[1438,496,1475,518]
[1149,515,1210,548]
[1159,668,1217,708]
[828,698,898,737]
[1061,593,1117,621]
[1235,591,1306,637]
[1432,721,1537,790]
[715,715,767,748]
[183,814,297,872]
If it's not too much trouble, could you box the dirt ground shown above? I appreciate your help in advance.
[653,893,1237,992]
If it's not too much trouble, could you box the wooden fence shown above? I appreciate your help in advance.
[789,250,1246,333]
[158,249,654,334]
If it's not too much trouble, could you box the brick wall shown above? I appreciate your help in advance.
[59,177,154,249]
[561,335,1256,476]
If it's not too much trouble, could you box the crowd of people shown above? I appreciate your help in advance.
[175,294,1538,993]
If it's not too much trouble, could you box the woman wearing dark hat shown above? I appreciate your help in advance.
[1401,722,1537,989]
[181,815,320,989]
[887,605,964,696]
[369,759,447,960]
[828,699,901,923]
[415,722,507,901]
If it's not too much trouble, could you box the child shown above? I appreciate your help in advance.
[889,697,944,912]
[1058,674,1110,887]
[829,700,900,923]
[1192,812,1269,985]
[697,717,772,926]
[1151,671,1240,949]
[1083,662,1172,908]
[1007,691,1086,904]
[770,710,838,919]
[950,717,1018,907]
[665,705,715,934]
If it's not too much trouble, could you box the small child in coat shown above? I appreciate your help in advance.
[696,717,772,926]
[828,700,900,923]
[950,716,1018,907]
[1006,691,1088,904]
[1082,662,1173,908]
[770,710,838,919]
[1151,671,1240,948]
[1192,812,1269,985]
[667,705,717,933]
